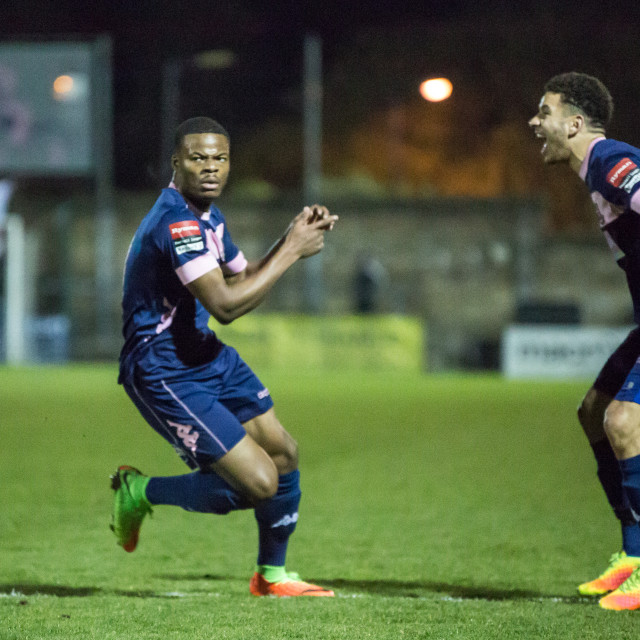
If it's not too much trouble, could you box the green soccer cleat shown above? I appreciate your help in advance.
[578,551,640,596]
[599,566,640,610]
[110,465,152,552]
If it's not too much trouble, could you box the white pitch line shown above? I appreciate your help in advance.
[0,590,592,604]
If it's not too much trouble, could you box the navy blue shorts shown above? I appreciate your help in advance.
[122,344,274,470]
[593,327,640,401]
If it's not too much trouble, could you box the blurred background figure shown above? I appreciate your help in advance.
[354,254,387,314]
[0,176,14,259]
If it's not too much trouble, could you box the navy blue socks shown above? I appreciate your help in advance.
[145,467,302,568]
[620,453,640,510]
[146,470,251,514]
[591,440,640,555]
[145,468,302,568]
[254,470,301,567]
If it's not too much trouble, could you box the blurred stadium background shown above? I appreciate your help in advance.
[1,1,639,375]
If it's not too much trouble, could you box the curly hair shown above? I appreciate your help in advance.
[173,117,229,152]
[544,72,613,131]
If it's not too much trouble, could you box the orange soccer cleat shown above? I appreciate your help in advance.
[578,551,640,596]
[599,567,640,610]
[249,571,334,597]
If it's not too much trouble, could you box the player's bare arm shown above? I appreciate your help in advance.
[241,204,336,277]
[188,206,338,324]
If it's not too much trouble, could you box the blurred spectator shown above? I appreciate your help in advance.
[354,254,387,313]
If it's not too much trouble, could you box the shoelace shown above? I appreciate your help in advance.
[607,551,626,566]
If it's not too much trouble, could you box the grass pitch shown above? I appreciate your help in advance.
[1,365,639,638]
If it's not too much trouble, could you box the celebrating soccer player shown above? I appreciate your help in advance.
[112,117,337,597]
[529,73,640,610]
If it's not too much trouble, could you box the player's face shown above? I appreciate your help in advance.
[172,133,230,208]
[528,92,574,164]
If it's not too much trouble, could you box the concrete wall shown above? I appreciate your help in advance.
[9,190,631,369]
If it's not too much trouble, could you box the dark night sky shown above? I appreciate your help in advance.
[0,1,458,185]
[2,0,639,188]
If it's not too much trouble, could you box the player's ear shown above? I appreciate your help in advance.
[568,114,584,137]
[171,154,179,172]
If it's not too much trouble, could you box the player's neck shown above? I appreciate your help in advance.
[183,196,211,217]
[569,133,605,174]
[169,181,211,216]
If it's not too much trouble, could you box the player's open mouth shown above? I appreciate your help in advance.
[535,131,547,154]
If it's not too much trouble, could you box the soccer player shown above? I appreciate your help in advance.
[529,72,640,610]
[112,116,338,597]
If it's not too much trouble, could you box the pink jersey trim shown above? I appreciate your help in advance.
[631,188,640,214]
[580,137,606,181]
[592,190,626,227]
[168,181,209,217]
[225,251,247,274]
[155,299,177,334]
[175,253,219,285]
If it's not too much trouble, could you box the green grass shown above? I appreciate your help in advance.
[1,365,638,638]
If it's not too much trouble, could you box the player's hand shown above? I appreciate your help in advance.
[286,205,339,259]
[307,204,337,231]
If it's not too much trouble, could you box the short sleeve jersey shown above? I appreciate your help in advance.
[119,186,247,374]
[581,138,640,323]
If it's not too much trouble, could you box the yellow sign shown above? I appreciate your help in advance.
[212,314,424,372]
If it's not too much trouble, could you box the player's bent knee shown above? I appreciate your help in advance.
[213,434,279,503]
[280,436,299,472]
[243,410,300,474]
[604,402,638,446]
[222,462,277,505]
[246,464,279,503]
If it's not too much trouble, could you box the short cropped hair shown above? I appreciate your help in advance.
[544,72,614,130]
[173,117,229,152]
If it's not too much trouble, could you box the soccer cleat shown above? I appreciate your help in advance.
[578,551,640,596]
[249,571,334,597]
[599,566,640,610]
[110,465,152,552]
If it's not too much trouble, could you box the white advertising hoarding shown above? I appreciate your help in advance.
[502,325,634,379]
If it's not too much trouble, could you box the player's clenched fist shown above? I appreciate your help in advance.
[306,204,336,230]
[285,205,338,258]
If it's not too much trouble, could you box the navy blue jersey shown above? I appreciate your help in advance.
[119,186,247,376]
[580,138,640,322]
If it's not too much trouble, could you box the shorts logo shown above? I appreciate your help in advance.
[169,221,204,255]
[167,419,199,453]
[257,388,270,399]
[607,158,638,187]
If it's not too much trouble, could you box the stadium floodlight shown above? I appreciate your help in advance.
[52,73,89,102]
[419,77,453,102]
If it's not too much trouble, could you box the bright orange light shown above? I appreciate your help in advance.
[419,78,453,102]
[53,75,74,97]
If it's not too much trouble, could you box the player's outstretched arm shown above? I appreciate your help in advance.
[243,205,336,277]
[187,206,338,324]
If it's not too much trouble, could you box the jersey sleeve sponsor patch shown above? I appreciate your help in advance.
[169,220,205,255]
[607,158,640,193]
